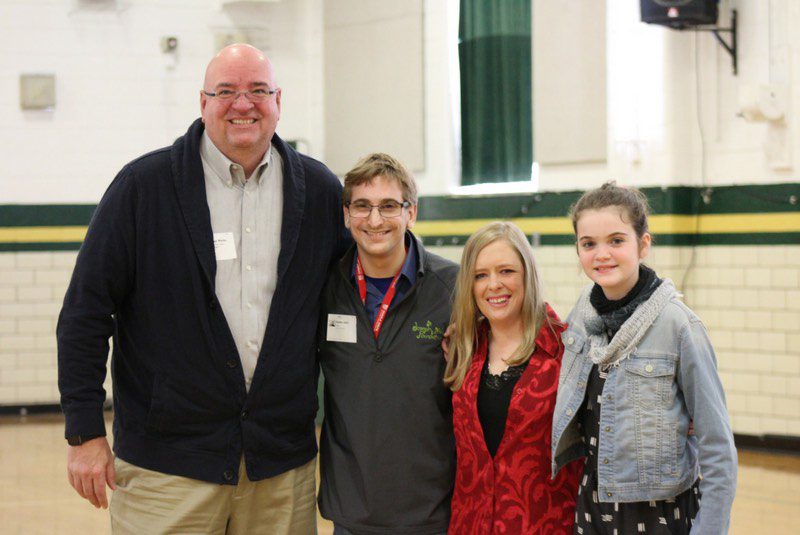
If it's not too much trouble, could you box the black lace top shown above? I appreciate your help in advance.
[477,358,528,457]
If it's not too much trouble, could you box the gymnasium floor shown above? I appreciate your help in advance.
[1,413,797,534]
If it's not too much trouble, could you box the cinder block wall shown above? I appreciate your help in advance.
[2,185,799,443]
[0,251,111,405]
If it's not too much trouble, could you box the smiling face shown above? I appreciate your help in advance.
[200,45,281,165]
[344,175,417,274]
[576,206,651,300]
[472,239,525,330]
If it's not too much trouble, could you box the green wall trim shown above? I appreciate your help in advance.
[0,204,95,227]
[417,183,799,220]
[1,183,799,251]
[0,242,83,252]
[422,232,800,247]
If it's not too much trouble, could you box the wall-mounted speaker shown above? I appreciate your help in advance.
[640,0,718,29]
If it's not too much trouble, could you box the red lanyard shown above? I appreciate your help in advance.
[355,252,406,339]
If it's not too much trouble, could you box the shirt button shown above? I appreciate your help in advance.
[566,409,573,416]
[246,303,252,309]
[223,470,234,481]
[241,410,248,420]
[604,426,611,432]
[246,265,252,271]
[567,337,575,345]
[374,351,383,362]
[607,492,613,498]
[245,227,252,233]
[645,363,654,373]
[603,458,609,465]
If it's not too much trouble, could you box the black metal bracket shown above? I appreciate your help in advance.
[693,10,738,75]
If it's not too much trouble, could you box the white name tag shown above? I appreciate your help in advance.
[326,314,357,343]
[213,232,237,261]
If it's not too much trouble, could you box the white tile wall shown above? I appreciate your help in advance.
[0,251,108,406]
[1,243,799,436]
[1,0,323,204]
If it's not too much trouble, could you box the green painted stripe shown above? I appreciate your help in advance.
[3,212,795,246]
[1,184,798,251]
[0,205,95,227]
[421,233,800,247]
[417,183,799,220]
[683,232,800,246]
[414,213,800,236]
[4,231,796,252]
[1,184,797,227]
[0,242,83,252]
[694,183,800,215]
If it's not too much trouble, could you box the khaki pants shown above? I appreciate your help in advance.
[110,457,317,535]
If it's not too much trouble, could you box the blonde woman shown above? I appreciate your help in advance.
[444,222,581,534]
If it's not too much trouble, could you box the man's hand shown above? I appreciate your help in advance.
[67,437,116,509]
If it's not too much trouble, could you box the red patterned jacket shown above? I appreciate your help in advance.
[449,305,582,534]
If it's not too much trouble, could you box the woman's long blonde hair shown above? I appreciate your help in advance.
[443,222,549,391]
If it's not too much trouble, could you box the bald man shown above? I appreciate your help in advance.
[57,44,350,533]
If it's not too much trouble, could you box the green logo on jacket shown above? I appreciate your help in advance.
[412,320,444,340]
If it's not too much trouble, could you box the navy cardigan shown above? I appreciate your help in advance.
[57,119,350,484]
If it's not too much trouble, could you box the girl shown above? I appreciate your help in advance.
[552,182,737,534]
[445,222,582,534]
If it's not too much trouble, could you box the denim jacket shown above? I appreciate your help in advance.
[551,281,737,534]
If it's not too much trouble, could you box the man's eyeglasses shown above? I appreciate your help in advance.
[346,200,411,219]
[202,88,279,102]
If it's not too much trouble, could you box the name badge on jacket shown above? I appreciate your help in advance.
[327,314,357,343]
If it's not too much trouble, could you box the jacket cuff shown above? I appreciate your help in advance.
[63,406,107,439]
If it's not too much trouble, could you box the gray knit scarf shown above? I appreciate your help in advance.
[574,279,679,370]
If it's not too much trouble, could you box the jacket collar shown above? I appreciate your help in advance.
[171,118,305,292]
[172,118,216,288]
[339,230,427,280]
[537,304,566,358]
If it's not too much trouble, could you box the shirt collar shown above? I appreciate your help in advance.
[351,231,419,286]
[200,131,272,187]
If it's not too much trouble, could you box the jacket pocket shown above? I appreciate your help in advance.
[144,376,230,441]
[624,357,675,406]
[624,357,678,481]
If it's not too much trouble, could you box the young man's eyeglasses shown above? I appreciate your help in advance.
[202,88,279,102]
[346,200,411,219]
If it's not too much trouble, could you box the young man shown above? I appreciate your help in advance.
[317,153,457,535]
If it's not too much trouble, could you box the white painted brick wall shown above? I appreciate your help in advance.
[0,251,102,405]
[683,245,800,437]
[1,0,324,204]
[2,242,799,438]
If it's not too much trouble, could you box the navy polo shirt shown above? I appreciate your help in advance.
[350,233,418,324]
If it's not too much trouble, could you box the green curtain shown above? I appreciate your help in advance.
[459,0,532,185]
